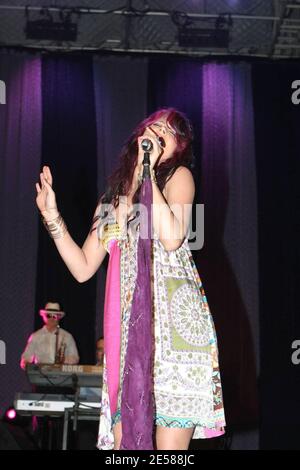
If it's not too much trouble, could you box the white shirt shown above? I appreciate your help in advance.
[21,325,79,365]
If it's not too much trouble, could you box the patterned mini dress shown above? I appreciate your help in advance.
[97,206,226,450]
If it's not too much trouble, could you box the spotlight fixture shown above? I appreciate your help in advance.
[25,7,77,41]
[174,11,231,49]
[178,27,229,48]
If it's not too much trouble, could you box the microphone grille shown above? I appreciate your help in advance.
[141,138,153,152]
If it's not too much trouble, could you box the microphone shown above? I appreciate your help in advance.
[141,138,153,153]
[141,138,152,179]
[141,136,165,151]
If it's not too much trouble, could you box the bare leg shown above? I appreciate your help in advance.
[113,421,122,450]
[155,426,195,450]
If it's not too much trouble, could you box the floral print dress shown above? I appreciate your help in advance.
[97,208,226,450]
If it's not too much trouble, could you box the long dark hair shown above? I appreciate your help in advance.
[90,107,195,232]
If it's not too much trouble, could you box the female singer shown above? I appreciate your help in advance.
[36,108,226,450]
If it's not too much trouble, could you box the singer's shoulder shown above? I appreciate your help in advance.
[165,166,195,191]
[164,166,195,207]
[168,165,194,180]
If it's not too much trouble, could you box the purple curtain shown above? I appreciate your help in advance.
[200,63,259,449]
[93,56,148,340]
[0,51,42,414]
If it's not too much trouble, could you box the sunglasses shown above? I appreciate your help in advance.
[45,313,60,320]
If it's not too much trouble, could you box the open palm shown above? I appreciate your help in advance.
[35,166,58,217]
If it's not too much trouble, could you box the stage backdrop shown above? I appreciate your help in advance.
[1,48,300,449]
[0,51,42,414]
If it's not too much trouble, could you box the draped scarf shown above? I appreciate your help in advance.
[119,176,154,450]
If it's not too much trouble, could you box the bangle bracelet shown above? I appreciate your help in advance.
[41,213,68,239]
[137,168,157,184]
[150,168,157,183]
[41,212,59,223]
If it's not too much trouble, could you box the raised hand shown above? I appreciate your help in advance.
[35,165,59,221]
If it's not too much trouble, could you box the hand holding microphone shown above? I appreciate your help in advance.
[140,138,153,180]
[137,126,165,170]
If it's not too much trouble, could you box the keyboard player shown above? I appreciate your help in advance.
[20,301,79,369]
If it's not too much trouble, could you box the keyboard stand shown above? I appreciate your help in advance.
[72,376,80,432]
[62,375,100,451]
[62,407,101,450]
[62,408,70,450]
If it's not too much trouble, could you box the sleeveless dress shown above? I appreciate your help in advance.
[97,207,226,450]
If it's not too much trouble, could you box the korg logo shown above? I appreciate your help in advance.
[0,80,6,104]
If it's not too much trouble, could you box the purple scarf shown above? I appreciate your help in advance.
[119,176,154,450]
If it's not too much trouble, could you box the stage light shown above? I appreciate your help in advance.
[25,7,78,42]
[5,408,17,420]
[173,12,231,49]
[178,27,229,48]
[26,20,77,42]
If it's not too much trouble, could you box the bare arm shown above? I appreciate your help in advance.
[36,166,107,283]
[20,333,36,369]
[48,207,107,283]
[136,128,195,252]
[151,166,195,251]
